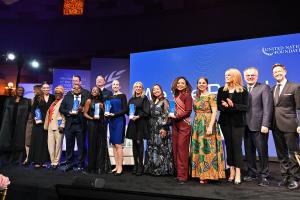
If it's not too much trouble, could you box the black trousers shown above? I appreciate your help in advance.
[220,124,245,169]
[132,139,144,172]
[244,127,269,178]
[272,125,300,181]
[65,123,85,167]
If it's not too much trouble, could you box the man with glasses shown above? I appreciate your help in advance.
[243,67,273,186]
[271,63,300,190]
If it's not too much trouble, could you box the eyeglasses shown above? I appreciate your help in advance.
[245,74,256,77]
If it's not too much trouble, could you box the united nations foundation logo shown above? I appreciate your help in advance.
[105,69,126,88]
[262,44,300,56]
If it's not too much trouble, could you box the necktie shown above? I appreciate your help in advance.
[248,86,252,93]
[274,84,281,104]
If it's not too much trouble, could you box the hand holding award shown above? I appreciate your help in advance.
[129,104,135,120]
[104,100,111,116]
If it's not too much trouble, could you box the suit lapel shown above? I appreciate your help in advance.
[277,81,290,105]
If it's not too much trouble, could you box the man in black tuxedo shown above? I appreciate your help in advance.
[59,84,88,171]
[96,75,113,101]
[271,63,300,190]
[243,67,273,186]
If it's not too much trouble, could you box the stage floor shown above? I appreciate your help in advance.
[1,162,300,200]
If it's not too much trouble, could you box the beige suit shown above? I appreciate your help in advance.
[44,99,65,166]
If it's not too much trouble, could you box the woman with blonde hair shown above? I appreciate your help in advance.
[217,68,248,184]
[126,81,150,176]
[106,80,128,175]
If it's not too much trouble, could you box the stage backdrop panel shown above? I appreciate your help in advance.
[130,33,300,158]
[91,58,132,164]
[52,69,91,93]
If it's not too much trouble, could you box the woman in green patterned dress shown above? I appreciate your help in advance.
[191,77,226,184]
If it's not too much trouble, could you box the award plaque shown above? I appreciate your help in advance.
[129,104,135,119]
[169,100,175,115]
[57,117,62,127]
[72,98,79,114]
[94,103,100,119]
[104,100,111,115]
[35,108,43,124]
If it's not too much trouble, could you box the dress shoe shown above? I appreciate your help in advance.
[132,166,137,174]
[278,179,289,187]
[258,178,269,187]
[288,180,299,190]
[243,176,256,182]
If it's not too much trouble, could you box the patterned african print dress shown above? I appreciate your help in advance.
[191,93,225,180]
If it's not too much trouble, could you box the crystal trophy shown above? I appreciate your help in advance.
[94,103,100,119]
[129,104,135,120]
[104,100,111,115]
[35,108,43,124]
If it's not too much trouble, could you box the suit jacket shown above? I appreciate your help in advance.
[217,87,249,127]
[271,81,300,132]
[44,99,66,131]
[101,87,113,101]
[246,83,273,131]
[59,92,88,130]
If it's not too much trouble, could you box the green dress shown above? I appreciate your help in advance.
[191,94,225,180]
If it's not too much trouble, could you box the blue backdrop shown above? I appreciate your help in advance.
[130,33,300,157]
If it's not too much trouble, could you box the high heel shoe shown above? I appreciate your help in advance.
[114,171,123,176]
[228,178,234,182]
[109,168,117,174]
[234,176,242,185]
[200,180,208,184]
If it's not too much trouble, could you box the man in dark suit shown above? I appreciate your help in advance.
[59,84,88,171]
[243,67,273,186]
[96,75,113,100]
[271,63,300,190]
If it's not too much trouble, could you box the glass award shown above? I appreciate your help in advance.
[57,117,62,127]
[104,100,111,115]
[72,97,79,114]
[94,103,100,119]
[129,104,135,119]
[169,100,175,115]
[35,108,43,124]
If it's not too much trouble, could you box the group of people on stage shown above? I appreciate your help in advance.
[0,63,299,190]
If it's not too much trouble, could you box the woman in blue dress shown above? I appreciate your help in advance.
[106,80,128,175]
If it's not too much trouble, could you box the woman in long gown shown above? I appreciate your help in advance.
[126,81,150,176]
[106,80,127,175]
[144,84,174,176]
[84,86,111,174]
[28,82,55,168]
[191,77,226,184]
[0,87,31,165]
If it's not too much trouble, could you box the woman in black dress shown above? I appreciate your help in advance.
[126,81,150,176]
[144,84,174,176]
[28,82,55,168]
[0,87,31,165]
[84,86,111,174]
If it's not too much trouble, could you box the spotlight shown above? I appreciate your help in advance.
[7,53,16,61]
[31,60,39,68]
